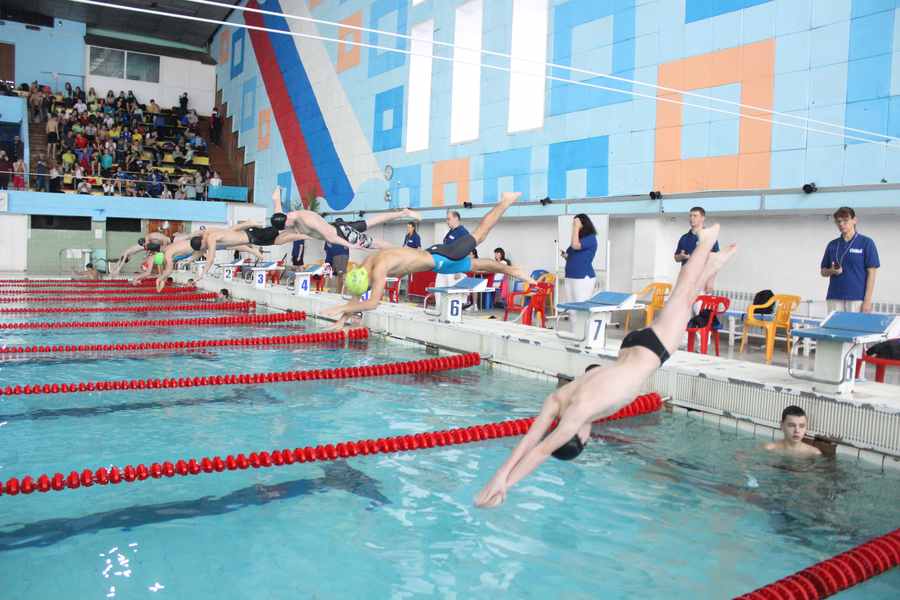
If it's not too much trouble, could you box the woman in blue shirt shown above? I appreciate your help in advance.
[403,223,421,249]
[561,214,598,302]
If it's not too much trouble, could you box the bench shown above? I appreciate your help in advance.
[556,291,643,351]
[789,312,900,396]
[424,277,495,323]
[723,310,821,356]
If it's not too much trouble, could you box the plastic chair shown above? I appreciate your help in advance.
[504,272,553,322]
[384,278,400,303]
[686,295,730,356]
[624,282,672,331]
[739,294,801,364]
[266,260,285,285]
[520,281,553,327]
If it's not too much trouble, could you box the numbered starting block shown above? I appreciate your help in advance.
[220,258,250,282]
[424,277,494,323]
[293,264,325,296]
[556,291,642,351]
[789,312,900,396]
[249,261,281,289]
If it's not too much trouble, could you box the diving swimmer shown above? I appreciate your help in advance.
[323,192,534,328]
[474,224,737,508]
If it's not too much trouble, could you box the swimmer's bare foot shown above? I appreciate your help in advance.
[271,186,282,204]
[697,223,720,247]
[699,243,737,288]
[500,191,521,206]
[510,266,537,285]
[401,208,422,221]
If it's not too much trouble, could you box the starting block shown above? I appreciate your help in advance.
[789,312,900,396]
[220,258,249,282]
[556,291,642,351]
[425,277,494,323]
[249,261,280,289]
[294,264,325,296]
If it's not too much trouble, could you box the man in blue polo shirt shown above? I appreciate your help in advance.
[435,210,471,288]
[820,207,879,313]
[675,206,719,291]
[324,240,349,294]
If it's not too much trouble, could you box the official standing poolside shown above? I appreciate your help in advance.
[820,207,879,313]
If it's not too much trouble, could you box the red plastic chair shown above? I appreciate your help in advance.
[686,295,730,356]
[857,354,900,383]
[520,282,553,327]
[504,274,552,322]
[385,278,400,303]
[266,260,285,285]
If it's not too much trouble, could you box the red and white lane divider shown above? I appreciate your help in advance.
[0,289,200,298]
[0,328,368,355]
[0,293,218,304]
[736,528,900,599]
[0,311,306,330]
[0,301,255,314]
[0,350,478,397]
[0,386,661,498]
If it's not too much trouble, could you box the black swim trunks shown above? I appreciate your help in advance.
[620,327,670,365]
[425,233,477,261]
[333,219,375,249]
[145,242,162,252]
[245,226,280,246]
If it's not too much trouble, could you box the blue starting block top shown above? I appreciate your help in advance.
[792,312,899,343]
[296,264,325,275]
[251,261,278,270]
[427,276,491,294]
[558,291,635,312]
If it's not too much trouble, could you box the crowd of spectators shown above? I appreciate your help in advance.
[1,81,222,197]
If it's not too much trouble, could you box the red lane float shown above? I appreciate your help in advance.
[0,350,478,398]
[0,287,199,296]
[0,293,218,304]
[0,301,255,314]
[0,391,661,498]
[0,311,305,330]
[0,328,369,355]
[735,528,900,599]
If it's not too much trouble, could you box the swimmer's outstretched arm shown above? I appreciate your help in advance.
[198,232,220,279]
[322,275,388,326]
[475,392,563,508]
[230,221,259,232]
[111,244,142,274]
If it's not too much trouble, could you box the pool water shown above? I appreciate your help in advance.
[1,315,899,599]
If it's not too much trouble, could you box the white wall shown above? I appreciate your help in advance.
[85,51,216,115]
[0,214,29,271]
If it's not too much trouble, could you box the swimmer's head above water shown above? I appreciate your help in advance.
[190,236,203,251]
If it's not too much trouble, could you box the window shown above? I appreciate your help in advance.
[106,218,142,232]
[508,0,548,133]
[126,52,160,83]
[89,47,125,79]
[30,215,91,230]
[449,0,483,144]
[405,19,434,152]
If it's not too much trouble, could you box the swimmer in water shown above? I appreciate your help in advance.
[764,406,822,457]
[270,186,420,251]
[323,192,534,329]
[72,262,102,280]
[475,223,737,508]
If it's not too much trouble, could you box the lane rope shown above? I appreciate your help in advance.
[735,528,900,599]
[0,293,218,304]
[0,311,306,330]
[0,301,255,314]
[0,287,199,296]
[0,350,479,397]
[0,328,368,355]
[0,389,661,498]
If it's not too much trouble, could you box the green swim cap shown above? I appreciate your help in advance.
[345,267,369,296]
[153,252,165,266]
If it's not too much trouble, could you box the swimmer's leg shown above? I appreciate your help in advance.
[271,187,284,214]
[472,191,520,244]
[470,259,537,285]
[651,226,736,353]
[232,244,264,260]
[363,208,422,227]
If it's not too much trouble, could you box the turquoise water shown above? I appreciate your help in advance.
[1,313,899,598]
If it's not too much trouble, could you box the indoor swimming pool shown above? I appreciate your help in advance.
[1,311,898,598]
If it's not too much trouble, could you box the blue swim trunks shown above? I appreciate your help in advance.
[431,254,472,275]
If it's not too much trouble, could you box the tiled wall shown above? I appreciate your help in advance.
[211,0,900,215]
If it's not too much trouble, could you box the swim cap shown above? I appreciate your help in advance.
[271,212,287,231]
[153,252,165,266]
[138,237,146,247]
[551,434,586,461]
[345,267,369,296]
[190,236,203,251]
